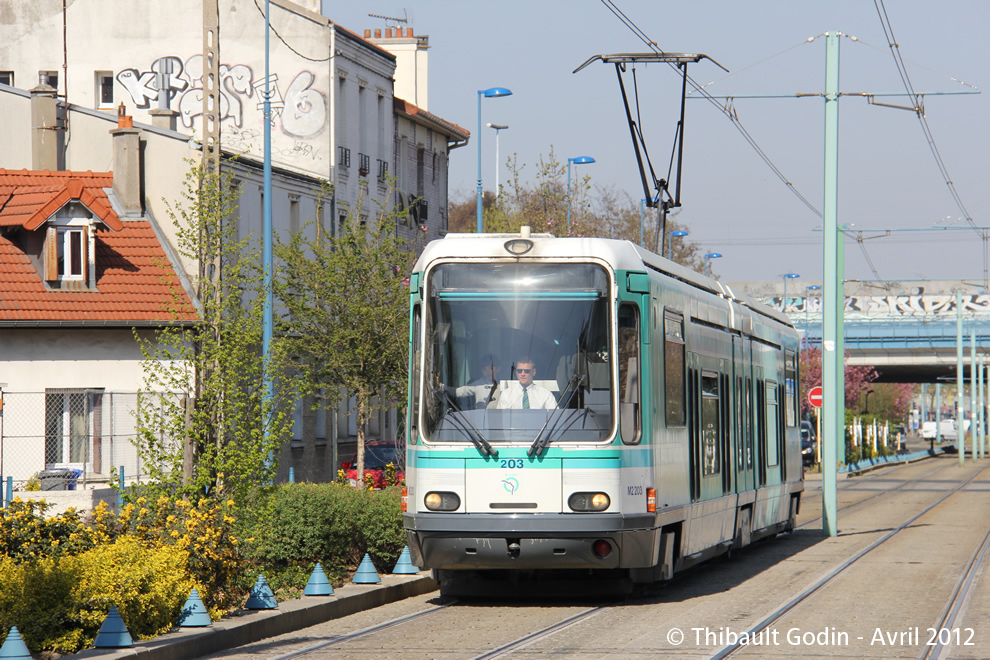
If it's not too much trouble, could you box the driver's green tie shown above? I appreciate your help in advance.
[523,387,530,409]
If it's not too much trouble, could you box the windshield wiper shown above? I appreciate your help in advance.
[435,385,499,458]
[527,374,585,457]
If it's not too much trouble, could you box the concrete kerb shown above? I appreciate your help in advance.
[71,573,437,660]
[840,446,943,476]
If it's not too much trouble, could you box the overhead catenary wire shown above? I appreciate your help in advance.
[873,0,985,286]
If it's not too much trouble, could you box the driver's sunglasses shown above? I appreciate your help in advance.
[516,368,534,374]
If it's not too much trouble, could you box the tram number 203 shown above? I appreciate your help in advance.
[500,459,525,469]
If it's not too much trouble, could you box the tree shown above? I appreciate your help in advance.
[135,161,297,503]
[448,148,706,271]
[274,183,414,488]
[799,347,878,418]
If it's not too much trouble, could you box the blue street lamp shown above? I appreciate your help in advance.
[704,252,722,277]
[668,230,688,261]
[476,87,512,233]
[487,123,509,197]
[782,272,800,311]
[566,156,596,232]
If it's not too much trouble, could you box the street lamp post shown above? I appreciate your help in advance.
[782,273,800,312]
[806,284,821,347]
[668,230,688,261]
[487,123,508,197]
[704,252,722,277]
[476,87,512,233]
[566,156,595,233]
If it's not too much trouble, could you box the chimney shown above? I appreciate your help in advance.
[406,28,414,37]
[375,28,381,38]
[30,76,62,170]
[110,104,143,215]
[149,108,178,131]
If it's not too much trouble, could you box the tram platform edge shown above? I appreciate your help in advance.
[70,573,438,660]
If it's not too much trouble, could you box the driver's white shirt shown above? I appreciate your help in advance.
[496,381,557,409]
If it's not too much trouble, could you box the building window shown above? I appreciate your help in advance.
[338,146,351,169]
[289,196,300,235]
[0,72,13,87]
[377,159,389,180]
[45,389,101,467]
[96,71,114,108]
[358,153,370,176]
[45,226,88,282]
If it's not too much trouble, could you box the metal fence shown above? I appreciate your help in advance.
[0,391,184,491]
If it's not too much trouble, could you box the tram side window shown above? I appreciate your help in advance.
[618,304,641,444]
[701,371,720,475]
[409,304,421,441]
[766,381,779,466]
[664,313,686,426]
[785,350,797,427]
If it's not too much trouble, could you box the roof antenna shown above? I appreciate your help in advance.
[368,10,409,29]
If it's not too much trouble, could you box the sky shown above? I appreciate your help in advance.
[323,1,990,285]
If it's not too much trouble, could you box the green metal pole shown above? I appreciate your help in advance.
[971,330,978,461]
[821,32,840,537]
[957,290,964,466]
[935,383,942,445]
[836,225,846,466]
[979,354,985,459]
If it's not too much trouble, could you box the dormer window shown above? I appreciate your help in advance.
[44,221,93,288]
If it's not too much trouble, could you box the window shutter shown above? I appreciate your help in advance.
[44,226,58,280]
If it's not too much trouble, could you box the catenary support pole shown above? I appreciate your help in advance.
[821,31,840,537]
[957,290,964,466]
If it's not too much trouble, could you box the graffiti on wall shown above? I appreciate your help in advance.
[116,55,327,147]
[774,287,990,317]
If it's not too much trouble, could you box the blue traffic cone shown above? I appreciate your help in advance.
[303,563,334,596]
[93,606,134,648]
[391,546,419,574]
[177,588,212,627]
[352,553,381,584]
[245,574,278,609]
[0,626,31,659]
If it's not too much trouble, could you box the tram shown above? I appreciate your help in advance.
[402,229,803,593]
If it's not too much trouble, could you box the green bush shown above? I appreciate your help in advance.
[247,482,405,588]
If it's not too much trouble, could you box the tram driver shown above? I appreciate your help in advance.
[497,356,557,410]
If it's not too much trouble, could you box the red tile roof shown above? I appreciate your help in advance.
[0,169,198,324]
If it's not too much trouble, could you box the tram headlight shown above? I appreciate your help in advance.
[424,491,460,511]
[567,492,611,512]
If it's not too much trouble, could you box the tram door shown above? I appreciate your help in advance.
[733,335,755,493]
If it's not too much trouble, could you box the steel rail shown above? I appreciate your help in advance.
[269,602,453,660]
[711,465,989,659]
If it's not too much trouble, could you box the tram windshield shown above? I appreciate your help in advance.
[420,262,614,446]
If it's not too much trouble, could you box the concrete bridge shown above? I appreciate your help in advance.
[726,280,990,383]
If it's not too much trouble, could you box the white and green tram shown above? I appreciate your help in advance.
[403,230,803,593]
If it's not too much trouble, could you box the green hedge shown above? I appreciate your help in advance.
[246,482,406,591]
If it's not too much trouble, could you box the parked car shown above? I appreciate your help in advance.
[342,441,404,488]
[801,428,817,467]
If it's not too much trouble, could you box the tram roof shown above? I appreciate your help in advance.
[415,233,791,328]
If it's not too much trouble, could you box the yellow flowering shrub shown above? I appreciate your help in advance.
[69,536,202,641]
[0,555,83,654]
[0,498,95,561]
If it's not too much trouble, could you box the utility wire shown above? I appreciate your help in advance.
[873,0,985,285]
[601,0,823,219]
[255,0,330,62]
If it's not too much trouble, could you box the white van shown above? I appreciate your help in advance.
[921,418,969,441]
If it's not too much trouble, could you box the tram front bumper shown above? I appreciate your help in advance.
[404,513,658,571]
